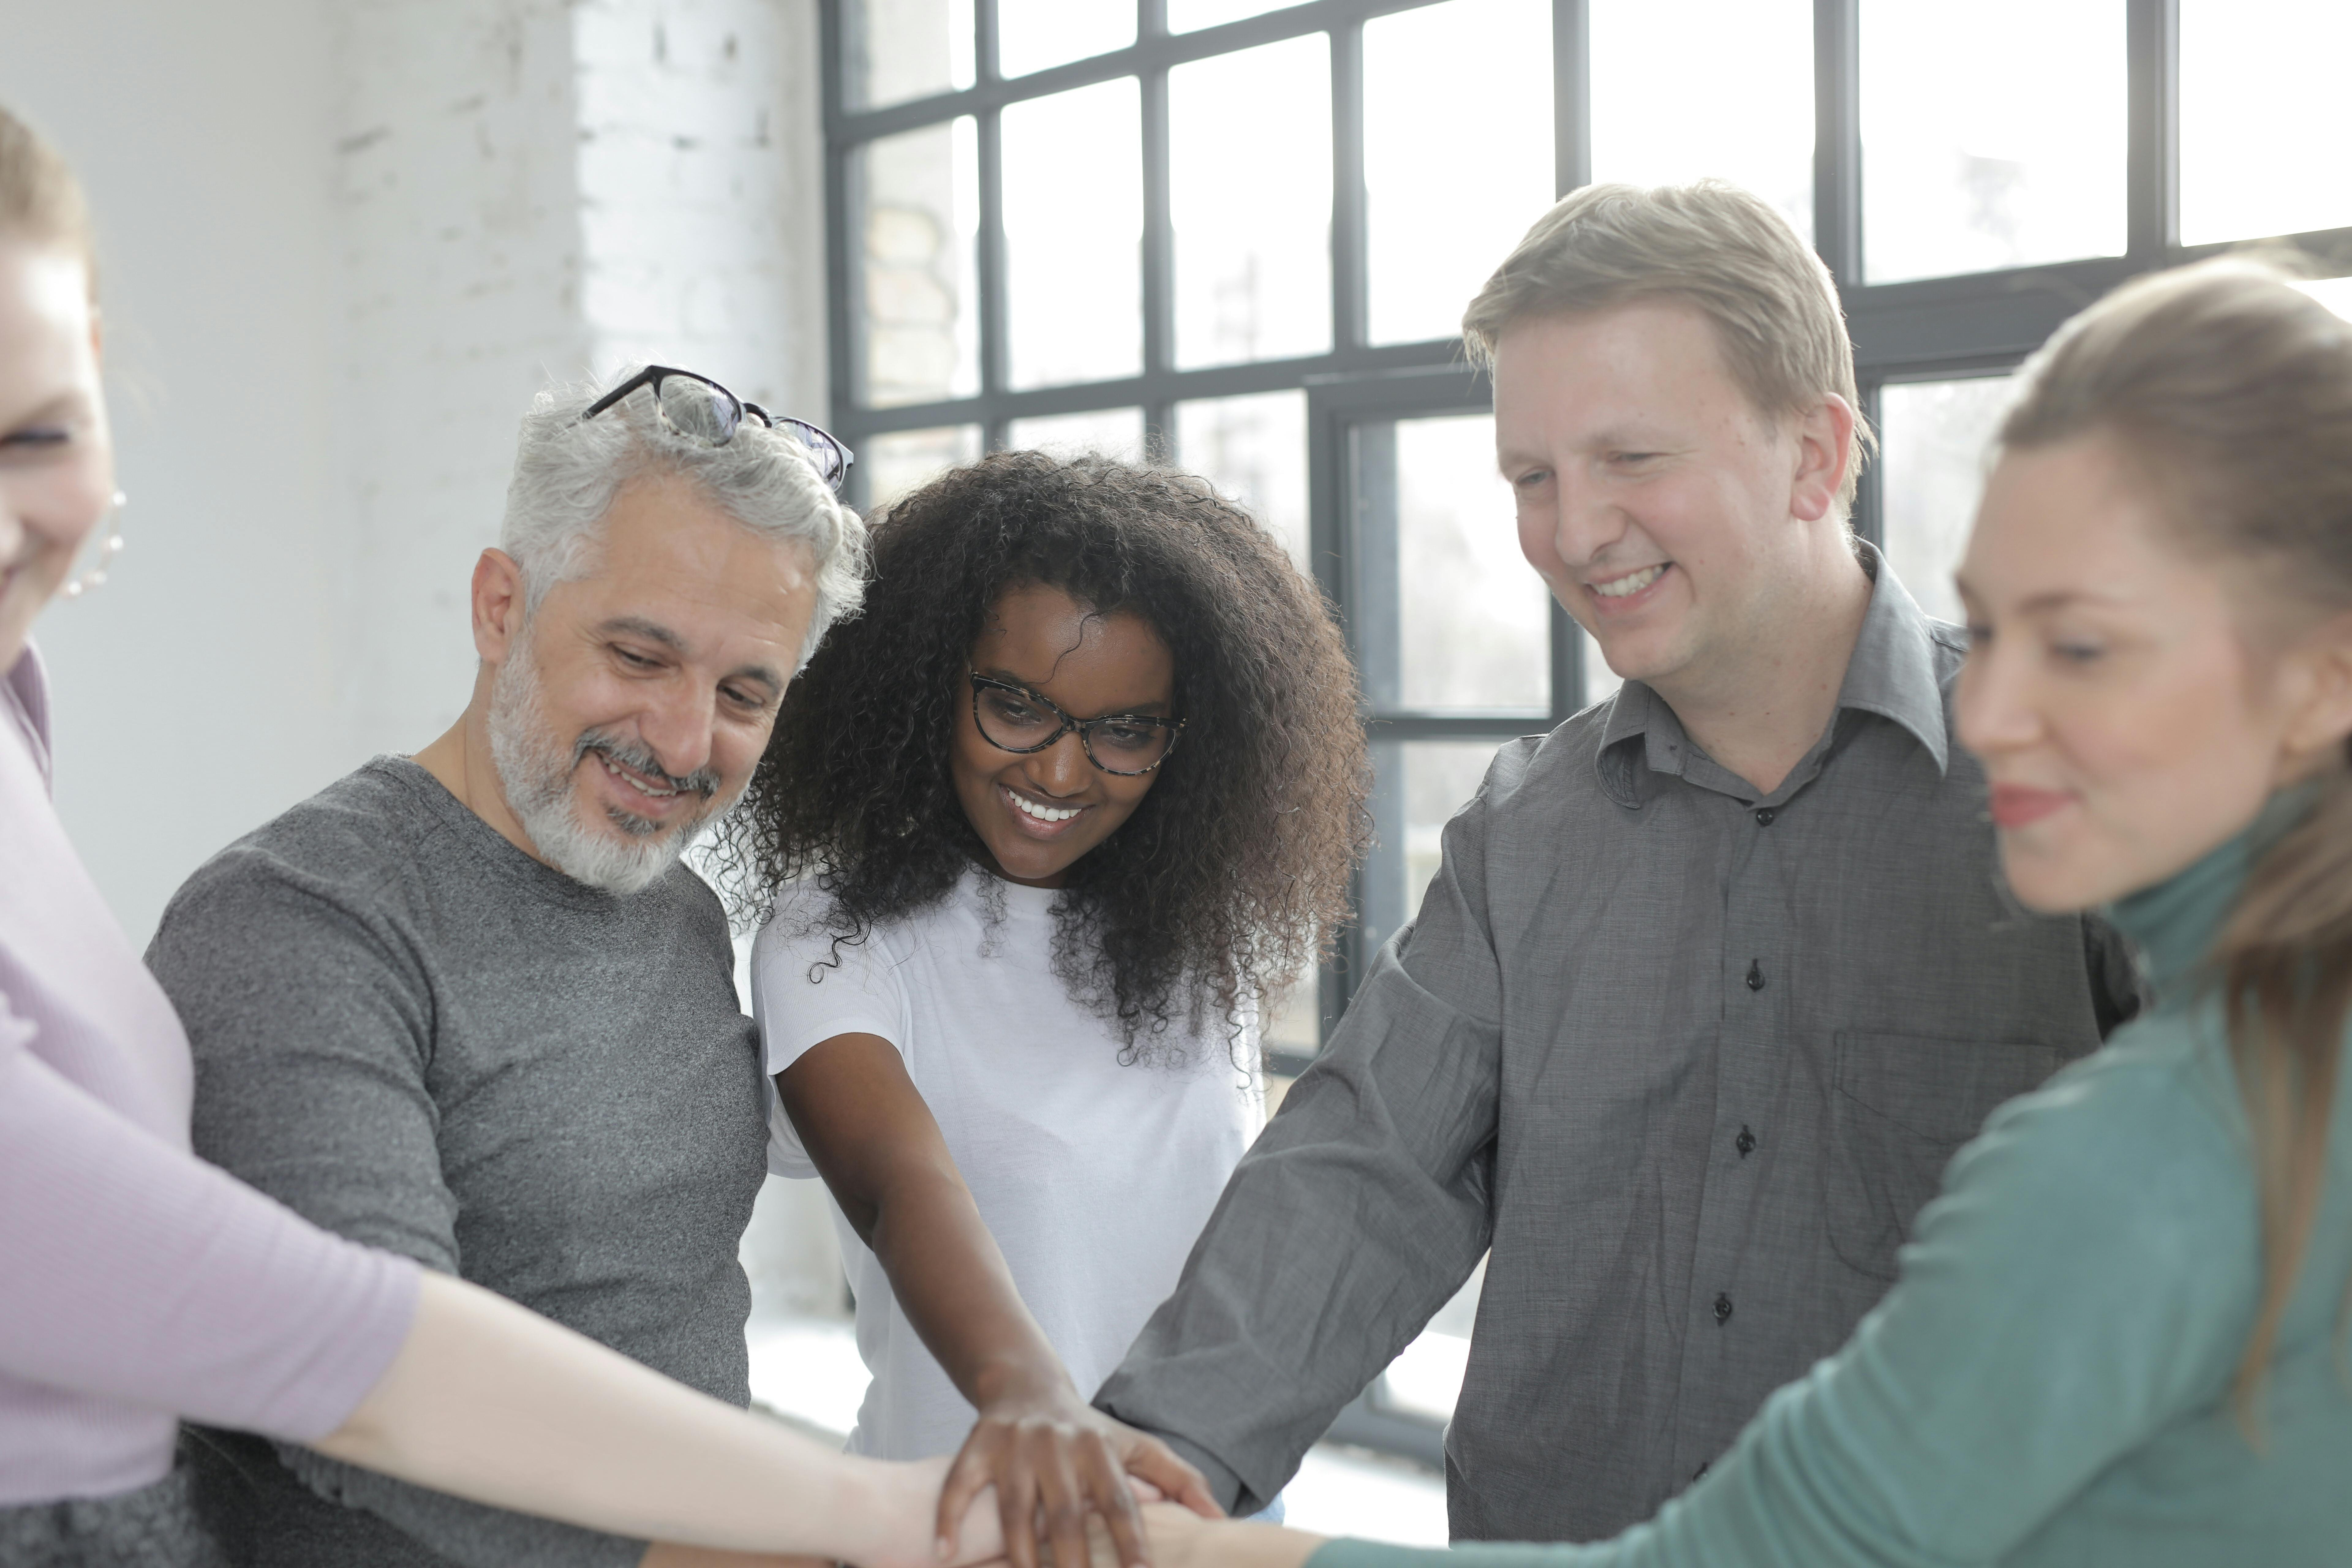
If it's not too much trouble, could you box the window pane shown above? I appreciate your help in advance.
[861,425,982,513]
[1261,953,1320,1061]
[1578,624,1621,711]
[2299,277,2352,320]
[1379,1260,1484,1424]
[1363,0,1553,345]
[847,0,974,111]
[1171,35,1333,368]
[1878,375,2014,627]
[1590,0,1813,241]
[1860,0,2125,284]
[1355,413,1549,713]
[1006,406,1146,459]
[1175,391,1309,570]
[998,0,1135,79]
[1169,0,1291,29]
[2180,1,2352,246]
[859,118,980,409]
[1004,79,1143,389]
[1363,739,1502,951]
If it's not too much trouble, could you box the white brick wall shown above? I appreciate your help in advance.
[11,0,844,1310]
[332,0,828,747]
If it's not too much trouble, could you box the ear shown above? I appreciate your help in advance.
[472,548,529,664]
[2276,608,2352,781]
[1788,393,1857,525]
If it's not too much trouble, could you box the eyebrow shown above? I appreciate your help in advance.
[1,391,89,429]
[1952,579,2131,616]
[978,667,1172,716]
[601,616,785,698]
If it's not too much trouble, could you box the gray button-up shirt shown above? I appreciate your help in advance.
[1096,552,2139,1543]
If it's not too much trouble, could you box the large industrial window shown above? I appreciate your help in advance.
[825,0,2352,1072]
[822,0,2352,1455]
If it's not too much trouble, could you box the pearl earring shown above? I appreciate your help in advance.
[58,491,127,601]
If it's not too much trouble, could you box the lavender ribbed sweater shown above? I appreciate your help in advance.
[0,642,419,1506]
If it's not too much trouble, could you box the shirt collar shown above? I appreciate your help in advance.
[1833,541,1951,775]
[1593,541,1952,805]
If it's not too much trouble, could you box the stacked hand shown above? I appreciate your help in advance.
[936,1381,1223,1568]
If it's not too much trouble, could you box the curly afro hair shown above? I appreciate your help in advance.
[714,449,1372,1059]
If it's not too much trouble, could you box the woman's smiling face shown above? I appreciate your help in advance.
[1955,433,2352,913]
[950,582,1176,889]
[0,239,111,673]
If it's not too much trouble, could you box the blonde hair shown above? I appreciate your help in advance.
[2000,255,2352,1430]
[1461,179,1872,513]
[0,104,96,296]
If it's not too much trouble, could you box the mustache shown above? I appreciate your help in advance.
[575,731,722,800]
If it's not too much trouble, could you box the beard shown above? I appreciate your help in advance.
[485,630,733,895]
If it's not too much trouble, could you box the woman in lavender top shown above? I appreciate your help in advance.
[0,105,999,1568]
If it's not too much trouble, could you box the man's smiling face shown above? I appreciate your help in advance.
[1493,298,1817,701]
[486,469,815,893]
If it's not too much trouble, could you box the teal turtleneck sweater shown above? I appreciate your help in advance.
[1311,791,2352,1567]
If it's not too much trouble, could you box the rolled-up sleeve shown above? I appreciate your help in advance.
[1095,767,1508,1512]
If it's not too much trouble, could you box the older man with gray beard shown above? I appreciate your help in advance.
[147,370,864,1568]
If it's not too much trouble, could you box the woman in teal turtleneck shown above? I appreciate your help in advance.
[1143,257,2352,1567]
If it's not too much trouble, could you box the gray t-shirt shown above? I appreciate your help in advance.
[148,757,767,1568]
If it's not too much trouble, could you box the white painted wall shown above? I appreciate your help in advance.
[4,0,829,940]
[6,0,842,1308]
[3,0,356,946]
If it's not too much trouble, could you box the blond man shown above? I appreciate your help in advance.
[1096,182,2139,1542]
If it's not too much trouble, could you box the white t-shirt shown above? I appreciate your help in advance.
[752,869,1263,1460]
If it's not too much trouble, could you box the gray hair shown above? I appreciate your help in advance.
[499,371,867,664]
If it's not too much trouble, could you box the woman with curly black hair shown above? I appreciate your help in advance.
[719,450,1370,1568]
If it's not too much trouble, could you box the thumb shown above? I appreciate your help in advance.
[1121,1443,1223,1521]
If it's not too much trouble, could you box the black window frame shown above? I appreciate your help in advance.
[823,0,2352,1068]
[820,0,2352,1470]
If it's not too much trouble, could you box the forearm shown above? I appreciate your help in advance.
[315,1271,980,1566]
[866,1165,1074,1407]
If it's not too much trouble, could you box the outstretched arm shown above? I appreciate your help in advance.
[317,1269,1000,1568]
[1144,1050,2259,1568]
[1093,780,1509,1514]
[778,1034,1219,1568]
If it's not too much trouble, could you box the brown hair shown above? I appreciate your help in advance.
[0,103,96,295]
[1999,255,2352,1427]
[1461,179,1872,513]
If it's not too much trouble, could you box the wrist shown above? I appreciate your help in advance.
[967,1352,1079,1412]
[832,1457,931,1568]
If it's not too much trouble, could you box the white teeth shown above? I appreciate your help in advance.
[1008,789,1080,824]
[601,756,677,797]
[1591,564,1665,599]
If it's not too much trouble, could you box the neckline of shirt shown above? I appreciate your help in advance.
[961,863,1061,920]
[369,754,638,912]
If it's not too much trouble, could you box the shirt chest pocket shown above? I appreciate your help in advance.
[1826,1029,2062,1282]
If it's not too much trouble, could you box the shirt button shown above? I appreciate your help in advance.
[1736,1125,1756,1157]
[1713,1293,1734,1324]
[1755,808,1776,826]
[1745,959,1765,991]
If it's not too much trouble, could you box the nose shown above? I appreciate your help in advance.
[1539,466,1628,579]
[1023,729,1092,797]
[1954,631,2039,763]
[636,683,718,781]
